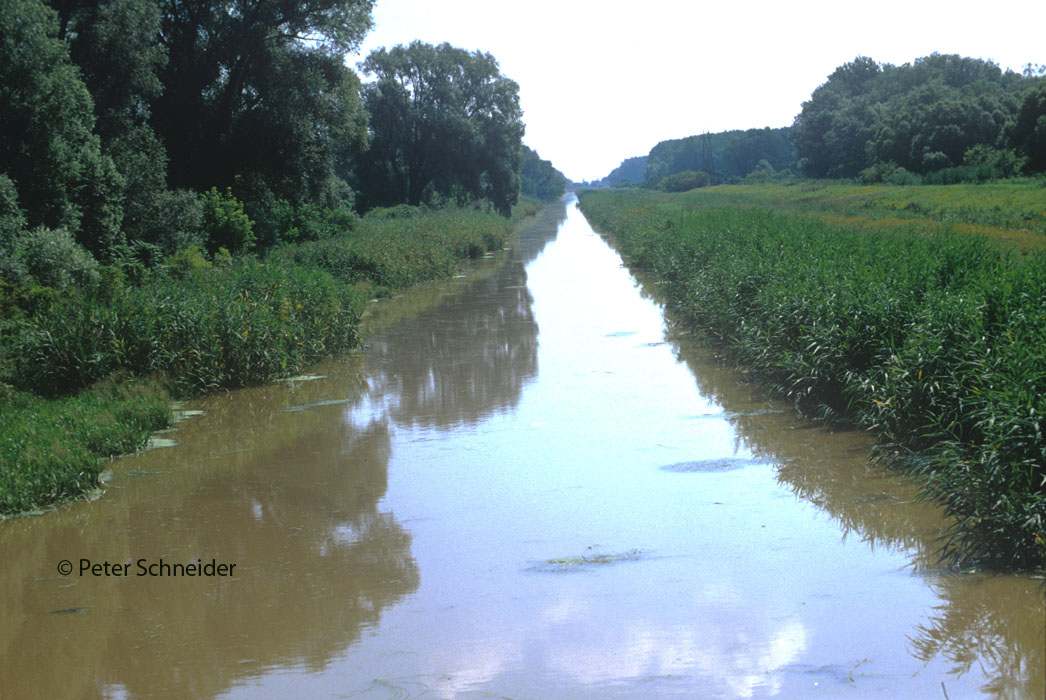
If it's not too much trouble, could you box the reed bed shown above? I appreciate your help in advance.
[1,204,530,515]
[579,188,1045,571]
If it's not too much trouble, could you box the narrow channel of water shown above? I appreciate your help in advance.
[1,196,1042,699]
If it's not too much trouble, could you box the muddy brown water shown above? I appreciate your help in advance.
[1,195,1043,699]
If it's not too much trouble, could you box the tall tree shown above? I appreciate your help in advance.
[51,0,170,245]
[0,0,124,255]
[792,54,1036,179]
[1011,80,1046,172]
[358,41,524,215]
[152,0,373,206]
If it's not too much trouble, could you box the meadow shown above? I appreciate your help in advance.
[579,185,1045,571]
[0,200,537,516]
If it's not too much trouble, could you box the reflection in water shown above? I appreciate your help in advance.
[1,195,1042,699]
[363,203,561,432]
[636,239,1045,700]
[0,201,563,700]
[0,352,418,698]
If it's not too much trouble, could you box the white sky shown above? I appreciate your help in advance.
[350,0,1045,182]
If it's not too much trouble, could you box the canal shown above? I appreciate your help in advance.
[1,195,1042,699]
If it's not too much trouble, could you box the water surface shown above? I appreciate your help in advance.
[1,196,1042,699]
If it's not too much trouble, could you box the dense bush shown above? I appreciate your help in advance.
[8,258,366,397]
[8,226,100,289]
[656,170,712,192]
[200,188,255,254]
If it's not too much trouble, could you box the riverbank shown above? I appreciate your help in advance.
[0,199,540,516]
[578,185,1045,571]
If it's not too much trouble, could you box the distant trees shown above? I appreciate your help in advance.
[1011,80,1046,172]
[792,54,1044,179]
[598,156,647,187]
[643,128,796,186]
[357,41,525,215]
[520,146,568,200]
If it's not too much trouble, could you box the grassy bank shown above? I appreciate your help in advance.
[0,200,538,516]
[579,186,1045,571]
[612,181,1046,253]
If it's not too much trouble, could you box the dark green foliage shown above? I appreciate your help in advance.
[656,170,711,192]
[794,54,1040,179]
[153,0,372,211]
[200,188,255,254]
[1010,80,1046,172]
[520,146,568,200]
[580,189,1046,571]
[0,174,27,251]
[643,127,796,185]
[358,41,524,216]
[0,0,125,256]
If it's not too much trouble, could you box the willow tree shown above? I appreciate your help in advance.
[152,0,374,209]
[358,41,524,216]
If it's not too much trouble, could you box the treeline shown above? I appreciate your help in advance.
[1,0,559,271]
[520,146,569,201]
[598,156,648,187]
[644,128,797,186]
[793,54,1046,182]
[596,53,1046,189]
[595,128,796,189]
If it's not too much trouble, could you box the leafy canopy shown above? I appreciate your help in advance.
[358,41,524,216]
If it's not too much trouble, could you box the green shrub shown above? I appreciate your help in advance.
[0,174,26,250]
[657,170,712,192]
[12,226,99,289]
[163,244,212,278]
[201,187,255,254]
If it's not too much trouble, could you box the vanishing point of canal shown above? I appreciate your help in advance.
[1,195,1043,699]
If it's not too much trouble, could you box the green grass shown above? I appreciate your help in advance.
[608,180,1046,253]
[1,201,537,517]
[0,379,171,513]
[579,187,1046,571]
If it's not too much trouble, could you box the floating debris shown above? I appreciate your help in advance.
[125,469,173,477]
[277,374,327,383]
[723,409,787,418]
[531,547,643,573]
[173,409,205,423]
[145,436,178,449]
[279,397,354,413]
[849,493,895,504]
[50,607,86,615]
[660,457,768,473]
[603,330,637,338]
